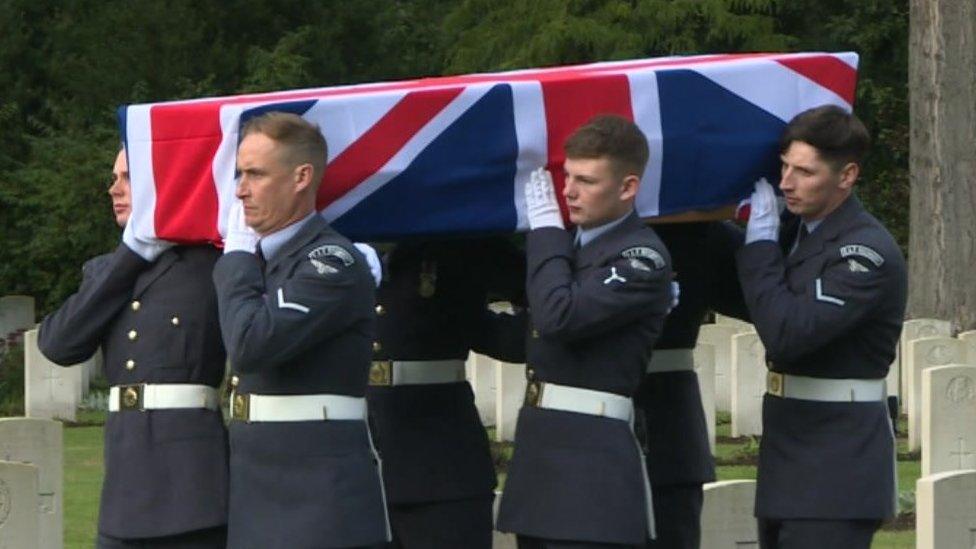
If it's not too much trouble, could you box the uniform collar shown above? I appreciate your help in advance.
[259,212,317,262]
[575,211,633,248]
[785,194,863,266]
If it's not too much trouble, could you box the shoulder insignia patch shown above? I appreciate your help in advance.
[307,244,355,275]
[839,244,884,268]
[621,246,665,270]
[848,259,870,273]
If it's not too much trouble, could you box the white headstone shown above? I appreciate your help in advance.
[915,469,976,549]
[715,314,752,330]
[698,324,752,413]
[492,489,516,548]
[494,360,526,442]
[907,337,967,451]
[958,330,976,365]
[0,295,35,339]
[731,332,765,438]
[694,343,717,454]
[901,319,952,398]
[466,352,496,427]
[922,365,976,476]
[886,344,900,404]
[0,418,63,549]
[23,329,82,422]
[0,461,40,549]
[701,480,759,548]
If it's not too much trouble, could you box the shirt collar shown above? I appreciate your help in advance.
[804,218,824,234]
[575,211,632,248]
[259,212,316,261]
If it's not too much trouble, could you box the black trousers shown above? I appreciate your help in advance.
[96,525,226,549]
[645,483,703,549]
[385,496,493,549]
[758,518,881,549]
[517,536,639,548]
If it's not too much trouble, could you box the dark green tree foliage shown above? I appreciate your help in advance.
[0,0,908,315]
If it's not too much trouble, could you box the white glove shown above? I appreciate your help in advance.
[525,167,564,230]
[745,178,780,244]
[122,219,173,262]
[669,280,681,313]
[354,242,383,287]
[223,200,259,254]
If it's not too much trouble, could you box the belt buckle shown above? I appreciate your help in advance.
[231,392,251,422]
[524,380,544,407]
[767,371,784,397]
[369,360,393,386]
[118,384,145,411]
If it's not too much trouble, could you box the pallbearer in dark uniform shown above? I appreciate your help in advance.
[636,221,748,549]
[737,105,907,549]
[497,115,674,548]
[38,149,229,549]
[368,237,526,548]
[212,112,389,548]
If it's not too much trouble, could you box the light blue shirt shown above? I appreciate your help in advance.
[575,211,632,248]
[259,212,317,261]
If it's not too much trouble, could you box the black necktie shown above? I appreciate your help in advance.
[255,241,267,271]
[798,224,809,245]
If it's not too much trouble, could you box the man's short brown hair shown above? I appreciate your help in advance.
[241,112,328,180]
[563,115,649,178]
[780,105,870,170]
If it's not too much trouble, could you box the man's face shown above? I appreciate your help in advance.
[778,141,856,221]
[108,150,131,227]
[562,156,636,229]
[235,133,303,235]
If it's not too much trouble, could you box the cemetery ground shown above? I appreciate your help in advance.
[55,409,917,548]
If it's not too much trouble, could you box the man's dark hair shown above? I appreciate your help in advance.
[780,105,871,169]
[564,114,650,178]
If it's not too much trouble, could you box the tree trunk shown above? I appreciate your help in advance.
[908,0,976,331]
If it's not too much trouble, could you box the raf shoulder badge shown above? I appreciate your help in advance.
[307,245,355,276]
[839,244,884,273]
[620,246,665,272]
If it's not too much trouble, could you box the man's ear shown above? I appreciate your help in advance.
[293,163,314,193]
[619,174,640,202]
[838,162,859,190]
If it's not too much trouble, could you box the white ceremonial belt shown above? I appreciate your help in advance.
[369,359,467,386]
[230,392,366,422]
[109,384,219,412]
[525,381,633,422]
[766,372,886,402]
[646,349,695,374]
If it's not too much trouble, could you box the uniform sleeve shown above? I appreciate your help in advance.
[470,308,528,363]
[736,239,894,362]
[526,227,672,341]
[707,221,751,321]
[213,249,367,373]
[38,244,148,365]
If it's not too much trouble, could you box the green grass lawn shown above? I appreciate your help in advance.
[63,417,918,548]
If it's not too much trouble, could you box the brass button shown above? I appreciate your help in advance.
[372,341,382,353]
[531,329,540,339]
[375,304,386,316]
[125,359,135,371]
[171,316,180,326]
[127,330,137,341]
[526,367,536,380]
[230,375,240,388]
[131,301,141,311]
